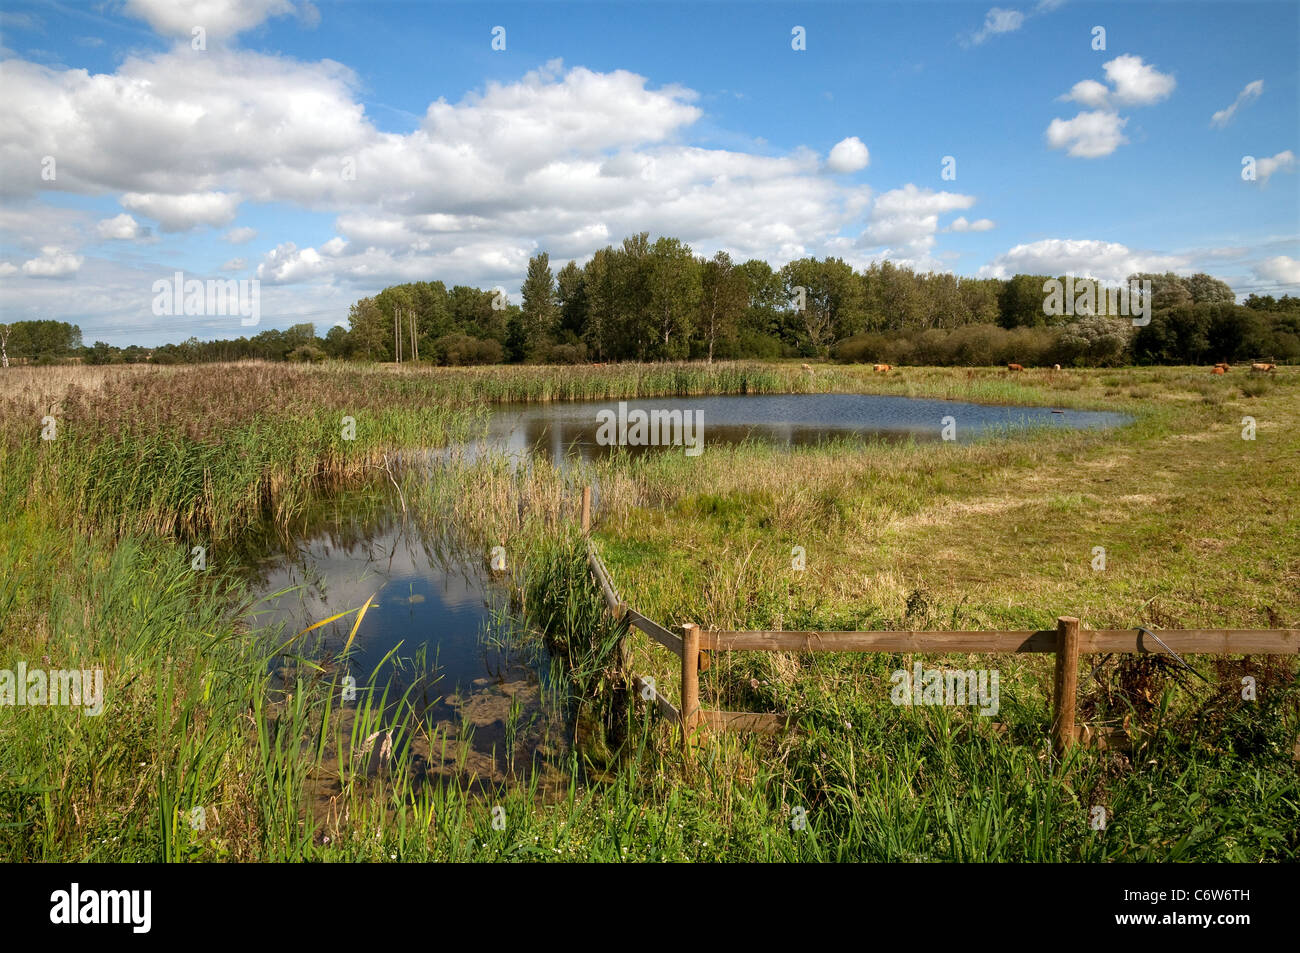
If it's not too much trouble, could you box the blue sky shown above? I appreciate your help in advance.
[0,0,1296,345]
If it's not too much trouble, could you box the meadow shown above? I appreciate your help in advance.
[0,360,1295,861]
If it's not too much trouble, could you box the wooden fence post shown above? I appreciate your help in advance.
[614,599,631,677]
[581,486,592,535]
[681,623,701,748]
[1052,616,1080,757]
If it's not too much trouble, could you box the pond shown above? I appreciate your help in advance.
[247,391,1131,785]
[248,501,567,793]
[479,393,1130,462]
[252,509,516,712]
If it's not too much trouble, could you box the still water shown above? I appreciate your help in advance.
[248,392,1130,774]
[481,393,1129,462]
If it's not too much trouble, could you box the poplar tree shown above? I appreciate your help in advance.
[699,251,747,362]
[518,252,558,359]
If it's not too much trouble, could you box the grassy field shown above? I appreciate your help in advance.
[1,360,1296,861]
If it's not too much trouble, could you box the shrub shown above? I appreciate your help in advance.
[831,333,888,364]
[1003,326,1056,366]
[910,328,952,365]
[433,333,504,366]
[286,345,327,363]
[731,330,787,360]
[1055,315,1131,366]
[1239,378,1273,398]
[834,325,1060,367]
[946,324,1004,365]
[541,342,589,365]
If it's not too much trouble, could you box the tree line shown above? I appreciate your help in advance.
[4,234,1298,367]
[0,320,82,366]
[334,238,1300,367]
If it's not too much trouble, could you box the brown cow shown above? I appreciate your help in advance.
[1007,363,1024,372]
[1212,366,1225,374]
[1251,362,1276,373]
[1215,362,1231,370]
[873,363,891,373]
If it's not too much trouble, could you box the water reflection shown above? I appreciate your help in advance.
[250,511,522,714]
[477,393,1128,463]
[245,391,1130,792]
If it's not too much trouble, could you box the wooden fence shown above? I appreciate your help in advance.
[578,488,1299,755]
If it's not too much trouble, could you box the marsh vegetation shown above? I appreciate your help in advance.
[1,360,1295,861]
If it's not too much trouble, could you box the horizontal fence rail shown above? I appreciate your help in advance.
[701,629,1299,655]
[626,609,683,657]
[578,488,1297,756]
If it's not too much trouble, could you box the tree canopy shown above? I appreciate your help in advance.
[6,234,1296,369]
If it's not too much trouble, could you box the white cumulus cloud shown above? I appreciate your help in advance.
[1046,111,1128,158]
[21,245,84,277]
[1062,79,1111,109]
[96,213,143,240]
[862,185,977,257]
[1251,150,1295,185]
[123,0,298,40]
[121,191,239,232]
[1103,54,1176,106]
[1050,56,1174,158]
[978,238,1186,282]
[0,48,907,323]
[1252,255,1300,284]
[256,241,327,283]
[826,136,870,173]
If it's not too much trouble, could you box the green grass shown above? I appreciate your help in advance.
[1,361,1296,861]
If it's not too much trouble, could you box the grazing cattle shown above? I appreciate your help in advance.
[1215,362,1230,371]
[1052,364,1061,371]
[1251,362,1276,373]
[873,363,891,373]
[1212,366,1225,374]
[801,363,814,374]
[1007,363,1024,372]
